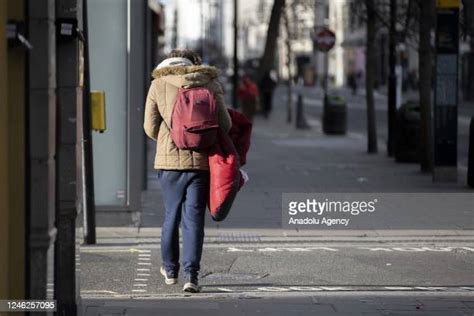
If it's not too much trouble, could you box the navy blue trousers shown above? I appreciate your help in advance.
[158,170,209,278]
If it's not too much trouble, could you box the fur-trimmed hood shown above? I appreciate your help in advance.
[152,65,219,89]
[152,65,219,78]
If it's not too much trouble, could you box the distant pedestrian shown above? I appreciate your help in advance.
[259,70,277,119]
[144,49,231,293]
[237,75,259,122]
[348,72,358,95]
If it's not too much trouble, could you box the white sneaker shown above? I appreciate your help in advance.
[160,266,177,285]
[183,276,201,293]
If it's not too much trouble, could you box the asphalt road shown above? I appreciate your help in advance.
[80,240,474,299]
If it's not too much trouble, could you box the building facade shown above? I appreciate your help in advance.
[0,1,163,313]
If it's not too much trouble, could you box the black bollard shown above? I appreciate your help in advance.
[295,94,310,129]
[468,116,474,188]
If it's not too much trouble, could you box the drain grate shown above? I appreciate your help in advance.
[215,233,262,243]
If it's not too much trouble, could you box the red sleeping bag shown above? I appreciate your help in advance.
[208,109,252,221]
[228,109,252,166]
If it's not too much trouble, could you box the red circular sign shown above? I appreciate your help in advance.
[313,28,336,52]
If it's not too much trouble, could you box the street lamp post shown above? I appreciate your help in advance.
[232,0,239,109]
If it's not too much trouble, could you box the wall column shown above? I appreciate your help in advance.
[27,0,57,302]
[0,0,11,302]
[7,0,26,302]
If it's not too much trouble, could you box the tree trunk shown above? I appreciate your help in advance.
[387,0,397,156]
[283,4,292,123]
[365,0,378,153]
[464,0,474,45]
[418,0,435,172]
[258,0,286,81]
[232,0,239,109]
[463,0,474,101]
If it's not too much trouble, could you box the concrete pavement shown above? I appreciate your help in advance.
[297,85,473,169]
[141,85,473,232]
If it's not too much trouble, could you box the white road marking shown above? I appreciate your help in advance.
[80,248,149,253]
[213,286,474,293]
[131,252,150,294]
[414,287,446,291]
[81,286,474,297]
[306,247,339,252]
[81,290,118,294]
[361,246,474,252]
[226,246,474,253]
[320,287,348,291]
[288,286,323,291]
[227,247,254,252]
[256,287,287,292]
[391,247,426,252]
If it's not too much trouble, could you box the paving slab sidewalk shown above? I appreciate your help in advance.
[141,86,473,232]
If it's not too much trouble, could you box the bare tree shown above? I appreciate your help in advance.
[351,0,421,154]
[283,2,294,123]
[365,0,378,153]
[463,0,474,100]
[258,0,286,80]
[418,0,435,172]
[387,0,397,156]
[465,0,474,37]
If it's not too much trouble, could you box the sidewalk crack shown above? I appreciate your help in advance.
[227,257,238,273]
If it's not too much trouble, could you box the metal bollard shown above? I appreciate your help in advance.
[295,94,310,129]
[468,116,474,188]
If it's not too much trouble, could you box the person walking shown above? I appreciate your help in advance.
[348,71,358,95]
[259,70,277,119]
[237,74,259,122]
[143,49,231,293]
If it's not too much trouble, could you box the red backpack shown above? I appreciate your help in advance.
[170,87,219,150]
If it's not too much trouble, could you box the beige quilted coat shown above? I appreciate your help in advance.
[144,65,232,170]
